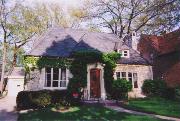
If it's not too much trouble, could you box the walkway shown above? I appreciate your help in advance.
[0,96,17,121]
[104,100,180,121]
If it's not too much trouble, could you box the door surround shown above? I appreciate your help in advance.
[87,63,106,100]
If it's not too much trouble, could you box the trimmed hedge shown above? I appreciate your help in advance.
[16,90,79,110]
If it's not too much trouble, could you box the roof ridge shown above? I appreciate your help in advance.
[27,27,55,55]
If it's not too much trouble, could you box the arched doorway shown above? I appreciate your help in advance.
[90,68,101,98]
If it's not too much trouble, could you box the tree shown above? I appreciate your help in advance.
[0,0,17,93]
[9,2,88,66]
[87,0,180,37]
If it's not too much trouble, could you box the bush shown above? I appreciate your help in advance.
[16,91,36,110]
[111,79,132,100]
[175,87,180,101]
[16,90,77,110]
[142,79,167,97]
[30,91,51,108]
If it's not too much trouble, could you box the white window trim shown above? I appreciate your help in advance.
[115,71,138,89]
[118,50,130,58]
[43,68,69,90]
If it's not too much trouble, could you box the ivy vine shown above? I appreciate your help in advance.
[24,56,72,72]
[68,51,121,97]
[24,51,121,98]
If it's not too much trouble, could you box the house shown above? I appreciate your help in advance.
[24,27,153,100]
[138,29,180,87]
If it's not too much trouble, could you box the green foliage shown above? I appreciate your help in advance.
[16,90,77,110]
[30,91,51,108]
[24,56,71,72]
[68,51,121,97]
[142,79,167,97]
[111,79,132,100]
[142,80,180,100]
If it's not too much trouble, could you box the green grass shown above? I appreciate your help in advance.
[18,105,163,121]
[123,97,180,118]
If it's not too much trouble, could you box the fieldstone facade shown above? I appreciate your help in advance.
[114,64,153,98]
[25,68,45,91]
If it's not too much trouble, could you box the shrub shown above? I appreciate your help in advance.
[111,79,132,100]
[142,79,167,97]
[16,91,36,110]
[30,91,51,108]
[175,87,180,101]
[16,90,77,110]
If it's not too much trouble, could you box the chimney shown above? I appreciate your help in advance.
[131,31,139,51]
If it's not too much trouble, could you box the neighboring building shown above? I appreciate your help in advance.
[23,27,152,100]
[138,29,180,87]
[7,67,25,96]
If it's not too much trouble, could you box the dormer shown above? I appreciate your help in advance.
[118,49,130,58]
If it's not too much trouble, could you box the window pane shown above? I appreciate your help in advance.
[53,68,59,80]
[60,81,66,87]
[124,51,128,54]
[128,72,132,83]
[116,72,120,79]
[133,73,138,88]
[53,81,58,87]
[121,72,126,78]
[46,68,51,73]
[61,68,66,80]
[45,68,51,87]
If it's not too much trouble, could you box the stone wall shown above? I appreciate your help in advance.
[25,68,45,91]
[115,64,153,98]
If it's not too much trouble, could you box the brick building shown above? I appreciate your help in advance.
[138,29,180,87]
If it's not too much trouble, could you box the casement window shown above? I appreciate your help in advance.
[116,71,138,88]
[44,67,68,89]
[118,50,130,58]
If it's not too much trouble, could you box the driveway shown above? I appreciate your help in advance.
[0,96,17,121]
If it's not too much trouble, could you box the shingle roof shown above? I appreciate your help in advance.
[27,27,149,65]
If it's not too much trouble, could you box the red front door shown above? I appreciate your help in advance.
[90,69,101,98]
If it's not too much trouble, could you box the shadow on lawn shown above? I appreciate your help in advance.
[18,105,162,121]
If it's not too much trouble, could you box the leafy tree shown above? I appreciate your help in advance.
[87,0,180,37]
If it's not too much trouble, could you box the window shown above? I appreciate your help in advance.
[116,72,120,79]
[133,73,138,88]
[45,68,68,89]
[121,72,126,79]
[119,50,129,58]
[128,72,132,84]
[115,71,138,88]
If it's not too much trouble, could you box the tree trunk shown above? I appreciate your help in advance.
[0,42,7,93]
[12,48,18,67]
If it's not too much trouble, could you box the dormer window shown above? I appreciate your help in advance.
[118,50,130,58]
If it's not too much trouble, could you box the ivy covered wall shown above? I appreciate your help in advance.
[24,51,121,97]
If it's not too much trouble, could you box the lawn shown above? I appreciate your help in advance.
[18,105,163,121]
[122,97,180,118]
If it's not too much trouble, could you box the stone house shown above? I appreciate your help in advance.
[24,27,153,100]
[138,29,180,87]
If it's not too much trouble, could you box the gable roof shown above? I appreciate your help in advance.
[27,27,149,65]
